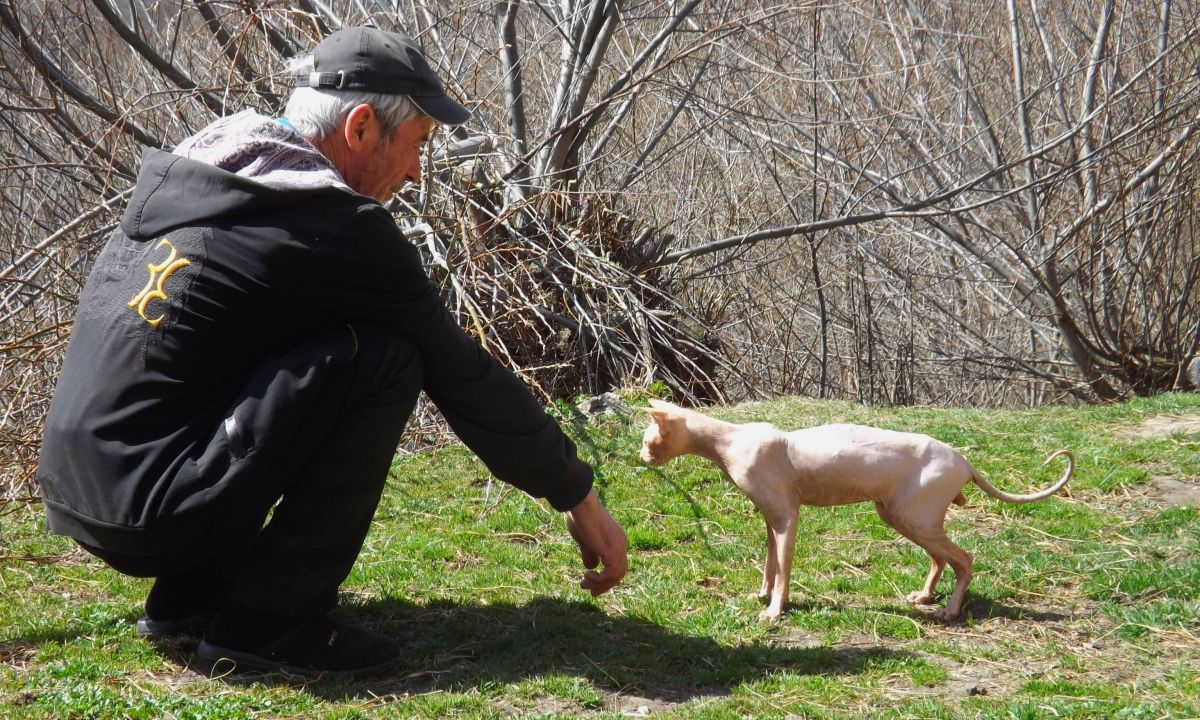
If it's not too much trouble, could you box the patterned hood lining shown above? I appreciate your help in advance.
[172,110,351,193]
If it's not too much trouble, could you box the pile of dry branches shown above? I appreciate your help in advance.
[2,1,1199,498]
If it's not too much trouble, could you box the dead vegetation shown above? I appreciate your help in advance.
[3,1,1200,498]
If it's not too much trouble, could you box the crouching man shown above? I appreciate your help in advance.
[37,26,626,676]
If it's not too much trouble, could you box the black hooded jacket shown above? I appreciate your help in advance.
[37,116,592,552]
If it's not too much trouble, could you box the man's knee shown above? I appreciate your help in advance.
[342,324,422,402]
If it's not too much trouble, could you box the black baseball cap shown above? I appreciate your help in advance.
[298,26,471,125]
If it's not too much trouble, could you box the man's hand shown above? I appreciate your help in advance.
[564,489,628,596]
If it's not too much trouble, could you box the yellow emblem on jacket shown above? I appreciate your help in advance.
[129,239,190,328]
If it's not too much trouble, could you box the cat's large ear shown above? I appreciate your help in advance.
[646,398,674,423]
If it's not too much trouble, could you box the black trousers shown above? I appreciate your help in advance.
[83,324,422,618]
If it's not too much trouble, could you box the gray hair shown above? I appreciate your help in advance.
[283,55,426,140]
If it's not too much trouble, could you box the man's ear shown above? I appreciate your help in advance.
[343,103,380,152]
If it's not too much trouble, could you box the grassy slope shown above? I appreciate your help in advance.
[1,393,1198,719]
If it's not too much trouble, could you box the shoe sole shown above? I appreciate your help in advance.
[136,614,212,638]
[196,639,399,677]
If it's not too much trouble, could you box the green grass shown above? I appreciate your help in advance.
[3,392,1199,718]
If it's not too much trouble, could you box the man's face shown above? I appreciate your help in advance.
[356,114,437,203]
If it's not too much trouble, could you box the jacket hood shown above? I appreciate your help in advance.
[122,110,354,239]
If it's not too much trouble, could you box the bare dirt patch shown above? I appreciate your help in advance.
[1114,414,1200,506]
[1150,476,1200,507]
[1118,414,1200,439]
[600,687,730,717]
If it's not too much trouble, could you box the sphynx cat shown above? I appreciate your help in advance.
[639,399,1074,621]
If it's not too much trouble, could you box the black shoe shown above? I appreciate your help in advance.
[136,613,212,638]
[197,613,400,676]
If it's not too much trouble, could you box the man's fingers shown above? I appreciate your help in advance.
[579,543,627,596]
[566,514,600,569]
[580,568,621,596]
[580,546,600,570]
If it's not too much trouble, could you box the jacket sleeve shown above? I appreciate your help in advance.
[303,205,593,511]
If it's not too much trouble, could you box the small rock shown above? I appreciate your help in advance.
[576,392,633,416]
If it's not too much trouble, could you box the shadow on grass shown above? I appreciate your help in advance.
[957,597,1071,624]
[844,591,1072,626]
[162,596,912,703]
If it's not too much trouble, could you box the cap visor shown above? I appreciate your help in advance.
[412,94,471,126]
